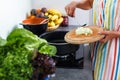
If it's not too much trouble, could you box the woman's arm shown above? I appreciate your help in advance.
[65,0,94,17]
[76,0,93,10]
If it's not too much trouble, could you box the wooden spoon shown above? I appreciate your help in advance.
[39,19,49,24]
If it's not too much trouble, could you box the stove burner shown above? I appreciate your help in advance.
[53,53,84,69]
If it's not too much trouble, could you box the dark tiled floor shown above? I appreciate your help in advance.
[50,44,93,80]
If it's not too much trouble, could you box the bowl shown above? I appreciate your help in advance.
[21,17,48,36]
[47,25,60,31]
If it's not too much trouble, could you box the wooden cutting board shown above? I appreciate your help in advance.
[64,26,105,44]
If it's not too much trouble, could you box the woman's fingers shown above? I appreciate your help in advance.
[65,2,76,17]
[68,8,75,17]
[98,31,110,35]
[98,30,117,43]
[65,6,75,17]
[99,36,108,43]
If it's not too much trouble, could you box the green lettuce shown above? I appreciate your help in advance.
[0,37,6,46]
[0,28,57,80]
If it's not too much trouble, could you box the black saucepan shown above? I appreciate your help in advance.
[40,31,79,56]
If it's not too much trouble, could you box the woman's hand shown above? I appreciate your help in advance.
[65,0,93,17]
[65,1,78,17]
[98,30,120,43]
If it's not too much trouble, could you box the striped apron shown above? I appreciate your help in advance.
[91,0,120,80]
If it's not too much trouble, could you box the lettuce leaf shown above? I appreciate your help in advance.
[39,44,57,57]
[0,37,6,46]
[7,28,47,51]
[0,28,57,80]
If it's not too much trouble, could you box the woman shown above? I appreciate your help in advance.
[65,0,120,80]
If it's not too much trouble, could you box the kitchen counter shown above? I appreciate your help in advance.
[56,25,81,31]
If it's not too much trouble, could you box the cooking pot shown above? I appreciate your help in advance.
[40,31,79,56]
[21,17,48,36]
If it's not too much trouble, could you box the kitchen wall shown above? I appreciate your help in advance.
[0,0,32,39]
[0,0,93,39]
[31,0,92,25]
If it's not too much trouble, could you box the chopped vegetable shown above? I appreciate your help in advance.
[75,27,93,36]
